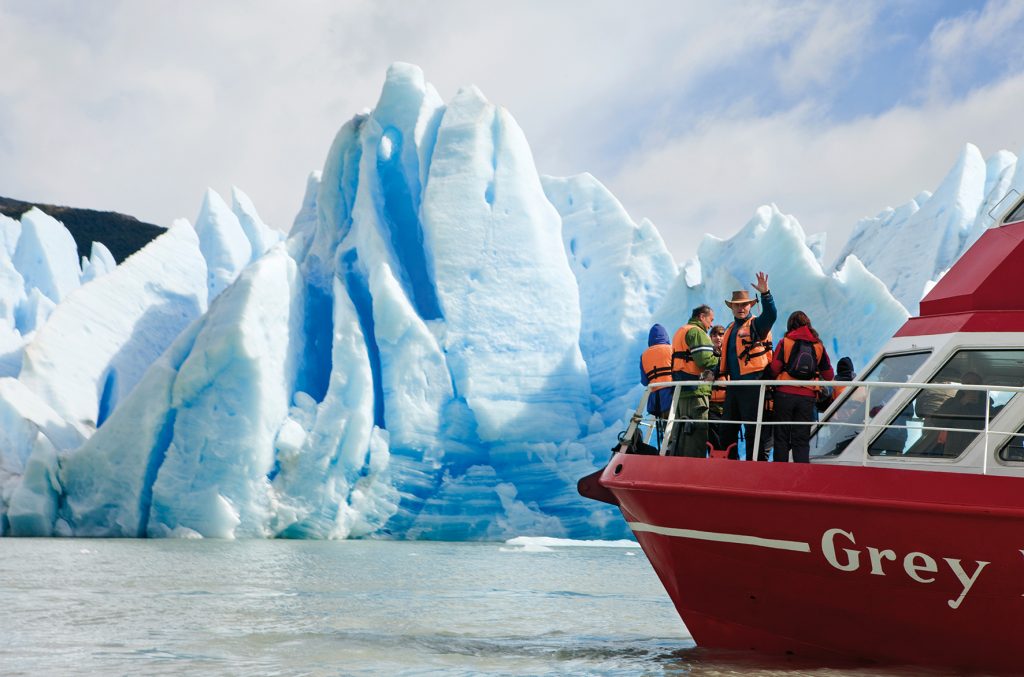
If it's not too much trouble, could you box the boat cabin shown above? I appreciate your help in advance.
[812,190,1024,475]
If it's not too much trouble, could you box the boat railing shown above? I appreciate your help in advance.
[625,379,1024,472]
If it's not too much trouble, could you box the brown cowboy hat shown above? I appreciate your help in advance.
[724,290,759,307]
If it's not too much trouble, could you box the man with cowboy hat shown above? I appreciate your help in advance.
[718,272,777,460]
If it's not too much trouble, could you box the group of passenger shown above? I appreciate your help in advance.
[640,271,848,463]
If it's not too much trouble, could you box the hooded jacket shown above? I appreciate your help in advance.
[766,325,835,398]
[640,324,674,415]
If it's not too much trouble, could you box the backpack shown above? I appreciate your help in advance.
[784,339,819,380]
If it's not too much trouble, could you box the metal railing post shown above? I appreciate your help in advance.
[752,384,765,462]
[661,385,682,456]
[862,387,871,466]
[983,389,990,475]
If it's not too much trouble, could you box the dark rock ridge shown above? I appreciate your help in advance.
[0,196,165,264]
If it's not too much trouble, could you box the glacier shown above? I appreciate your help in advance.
[0,62,1021,540]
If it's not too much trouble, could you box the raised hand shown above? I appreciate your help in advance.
[751,271,769,295]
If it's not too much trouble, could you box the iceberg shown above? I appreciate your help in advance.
[833,143,1023,315]
[0,62,1018,540]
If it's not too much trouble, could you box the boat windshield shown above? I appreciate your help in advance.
[810,351,930,458]
[867,349,1024,458]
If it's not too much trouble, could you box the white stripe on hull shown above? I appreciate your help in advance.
[627,521,811,552]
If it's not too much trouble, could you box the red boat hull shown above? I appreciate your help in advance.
[597,453,1024,672]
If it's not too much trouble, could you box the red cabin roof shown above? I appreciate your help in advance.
[896,219,1024,336]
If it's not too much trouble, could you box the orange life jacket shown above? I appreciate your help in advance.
[721,320,773,376]
[671,324,707,377]
[711,374,728,404]
[776,336,824,383]
[641,344,673,387]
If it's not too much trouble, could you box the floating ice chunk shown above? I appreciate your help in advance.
[504,536,639,548]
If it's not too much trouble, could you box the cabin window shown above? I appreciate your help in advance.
[1003,197,1024,225]
[810,351,931,458]
[998,426,1024,462]
[867,349,1024,459]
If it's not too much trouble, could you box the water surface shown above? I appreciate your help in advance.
[0,539,956,675]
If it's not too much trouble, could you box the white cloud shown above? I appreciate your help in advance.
[0,0,1021,276]
[609,71,1024,265]
[929,0,1024,61]
[926,0,1024,98]
[0,1,845,231]
[773,4,877,93]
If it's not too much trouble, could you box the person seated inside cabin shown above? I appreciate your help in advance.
[908,372,991,458]
[869,362,911,453]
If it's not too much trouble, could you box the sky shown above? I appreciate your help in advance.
[3,0,1024,265]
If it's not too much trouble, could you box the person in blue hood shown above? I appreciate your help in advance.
[640,324,674,447]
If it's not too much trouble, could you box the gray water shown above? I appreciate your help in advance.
[0,539,954,676]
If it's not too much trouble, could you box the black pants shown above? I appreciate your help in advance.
[708,407,723,452]
[773,391,815,463]
[722,386,771,461]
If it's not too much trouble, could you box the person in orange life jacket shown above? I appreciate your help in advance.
[669,305,718,458]
[640,324,673,447]
[765,311,834,463]
[708,325,727,450]
[718,272,776,461]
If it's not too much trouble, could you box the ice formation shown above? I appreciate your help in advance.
[833,143,1024,314]
[0,63,1018,540]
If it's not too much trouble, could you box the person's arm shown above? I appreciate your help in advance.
[818,346,835,381]
[750,271,776,338]
[687,328,719,372]
[640,357,649,386]
[766,350,784,378]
